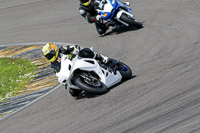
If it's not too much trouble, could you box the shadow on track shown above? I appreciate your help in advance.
[100,22,145,37]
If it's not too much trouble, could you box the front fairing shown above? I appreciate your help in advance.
[96,0,117,19]
[65,57,104,88]
[70,57,101,76]
[117,0,133,14]
[97,0,133,19]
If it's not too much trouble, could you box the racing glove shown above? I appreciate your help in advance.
[101,54,108,63]
[95,15,103,24]
[72,48,79,55]
[72,45,81,55]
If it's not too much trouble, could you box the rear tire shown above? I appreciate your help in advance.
[120,13,143,29]
[75,73,108,94]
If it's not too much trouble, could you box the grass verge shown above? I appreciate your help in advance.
[0,57,36,103]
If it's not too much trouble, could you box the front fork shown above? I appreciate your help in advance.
[115,9,134,26]
[114,1,135,26]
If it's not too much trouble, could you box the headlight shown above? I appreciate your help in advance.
[112,0,115,4]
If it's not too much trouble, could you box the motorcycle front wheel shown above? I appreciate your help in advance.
[75,73,108,94]
[117,62,132,80]
[120,13,143,29]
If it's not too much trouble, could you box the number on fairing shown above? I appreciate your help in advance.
[97,0,107,10]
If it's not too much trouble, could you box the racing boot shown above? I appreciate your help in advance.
[95,53,108,64]
[69,88,85,98]
[95,22,108,35]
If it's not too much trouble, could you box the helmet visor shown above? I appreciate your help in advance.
[82,0,91,6]
[45,50,56,61]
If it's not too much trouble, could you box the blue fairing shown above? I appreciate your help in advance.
[99,0,132,20]
[110,0,117,8]
[99,0,118,19]
[100,12,112,19]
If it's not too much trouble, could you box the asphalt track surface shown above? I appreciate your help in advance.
[0,0,200,133]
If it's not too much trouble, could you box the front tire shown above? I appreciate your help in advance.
[75,73,108,94]
[120,13,143,29]
[117,62,132,80]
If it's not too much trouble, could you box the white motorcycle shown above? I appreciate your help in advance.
[56,48,132,95]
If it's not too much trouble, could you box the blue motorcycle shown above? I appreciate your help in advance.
[95,0,143,29]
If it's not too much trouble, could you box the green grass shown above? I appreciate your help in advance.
[0,57,36,103]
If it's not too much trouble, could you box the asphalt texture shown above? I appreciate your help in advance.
[0,0,200,133]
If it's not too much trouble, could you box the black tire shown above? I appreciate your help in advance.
[120,13,143,29]
[117,62,132,80]
[75,74,108,94]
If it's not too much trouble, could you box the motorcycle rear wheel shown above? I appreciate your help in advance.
[120,13,143,29]
[75,73,108,94]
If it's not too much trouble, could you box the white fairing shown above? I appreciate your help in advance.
[96,0,113,13]
[56,54,122,90]
[56,55,72,85]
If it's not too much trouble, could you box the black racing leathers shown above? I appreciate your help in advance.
[79,0,108,35]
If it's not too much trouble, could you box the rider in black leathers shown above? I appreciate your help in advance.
[42,42,108,97]
[79,0,110,35]
[79,0,130,35]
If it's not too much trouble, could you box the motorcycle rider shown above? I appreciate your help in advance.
[42,42,108,97]
[79,0,130,35]
[79,0,108,35]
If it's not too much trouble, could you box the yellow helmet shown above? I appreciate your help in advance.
[80,0,92,6]
[42,42,59,62]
